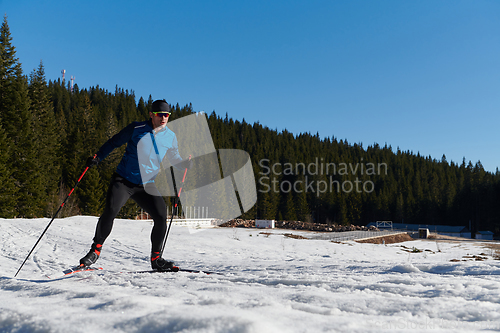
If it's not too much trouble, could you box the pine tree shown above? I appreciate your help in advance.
[99,108,121,182]
[0,15,41,217]
[28,61,61,215]
[0,15,25,138]
[260,190,279,220]
[0,121,17,217]
[294,179,310,222]
[283,192,297,221]
[79,167,103,216]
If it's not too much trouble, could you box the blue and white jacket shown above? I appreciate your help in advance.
[96,120,184,185]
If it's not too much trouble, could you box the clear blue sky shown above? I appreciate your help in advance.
[3,0,500,171]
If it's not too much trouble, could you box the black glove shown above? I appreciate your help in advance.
[86,155,99,168]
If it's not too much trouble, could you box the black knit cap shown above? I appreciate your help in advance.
[152,100,171,113]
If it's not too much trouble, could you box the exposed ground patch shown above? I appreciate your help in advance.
[355,233,414,244]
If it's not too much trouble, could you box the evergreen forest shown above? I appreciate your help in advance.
[1,17,500,236]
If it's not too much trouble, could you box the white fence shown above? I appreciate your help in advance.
[138,206,214,228]
[168,218,214,227]
[181,206,210,219]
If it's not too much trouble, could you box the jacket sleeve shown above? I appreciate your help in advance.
[95,122,135,161]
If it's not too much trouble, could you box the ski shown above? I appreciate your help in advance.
[48,265,219,279]
[127,266,221,275]
[178,268,219,275]
[47,265,103,279]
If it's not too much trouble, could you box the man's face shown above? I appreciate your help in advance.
[150,112,170,130]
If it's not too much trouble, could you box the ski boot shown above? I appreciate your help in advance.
[80,243,102,267]
[151,251,177,271]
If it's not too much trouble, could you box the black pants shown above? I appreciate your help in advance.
[93,173,167,253]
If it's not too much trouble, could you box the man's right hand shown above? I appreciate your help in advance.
[179,158,193,170]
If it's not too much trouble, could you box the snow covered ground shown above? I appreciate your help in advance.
[2,217,500,333]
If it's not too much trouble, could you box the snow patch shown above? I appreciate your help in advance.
[390,264,421,273]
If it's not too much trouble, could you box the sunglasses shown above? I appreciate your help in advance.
[152,112,171,117]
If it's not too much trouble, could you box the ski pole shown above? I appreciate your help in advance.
[14,155,96,277]
[160,155,191,256]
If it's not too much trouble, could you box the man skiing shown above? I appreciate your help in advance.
[80,99,191,271]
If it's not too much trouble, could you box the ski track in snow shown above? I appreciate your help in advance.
[2,217,500,332]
